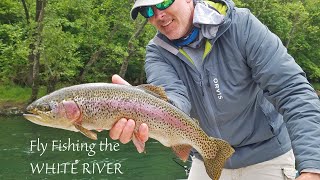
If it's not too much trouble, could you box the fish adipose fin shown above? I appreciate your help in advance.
[137,84,168,102]
[203,138,235,180]
[74,124,97,140]
[172,144,192,162]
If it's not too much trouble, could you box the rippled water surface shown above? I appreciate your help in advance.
[0,116,190,180]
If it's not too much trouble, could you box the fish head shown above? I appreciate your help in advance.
[23,96,80,131]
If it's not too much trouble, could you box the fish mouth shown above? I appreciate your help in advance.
[23,113,44,122]
[23,113,53,128]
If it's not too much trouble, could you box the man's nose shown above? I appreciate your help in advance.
[153,7,166,19]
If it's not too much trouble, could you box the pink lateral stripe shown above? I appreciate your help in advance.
[104,99,190,130]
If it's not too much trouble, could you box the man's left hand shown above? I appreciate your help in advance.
[296,172,320,180]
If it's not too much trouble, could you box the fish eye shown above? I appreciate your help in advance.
[38,103,51,112]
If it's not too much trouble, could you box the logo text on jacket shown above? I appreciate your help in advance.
[213,78,223,100]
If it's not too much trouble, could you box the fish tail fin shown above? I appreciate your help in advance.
[203,138,234,180]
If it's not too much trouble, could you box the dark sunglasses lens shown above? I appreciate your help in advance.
[140,6,154,18]
[156,0,174,10]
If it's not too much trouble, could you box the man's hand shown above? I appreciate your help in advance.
[111,74,131,86]
[109,74,149,153]
[296,172,320,180]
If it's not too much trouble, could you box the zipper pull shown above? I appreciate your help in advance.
[200,76,204,96]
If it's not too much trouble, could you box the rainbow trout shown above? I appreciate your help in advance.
[23,83,234,180]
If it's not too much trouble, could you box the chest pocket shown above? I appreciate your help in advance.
[204,56,258,122]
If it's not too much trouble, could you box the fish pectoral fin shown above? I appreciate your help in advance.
[132,132,146,153]
[172,144,192,162]
[74,124,97,140]
[137,84,168,102]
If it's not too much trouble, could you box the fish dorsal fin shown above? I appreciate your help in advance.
[172,144,192,162]
[74,123,97,140]
[137,84,168,102]
[192,118,200,126]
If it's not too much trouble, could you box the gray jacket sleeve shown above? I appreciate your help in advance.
[239,9,320,172]
[144,42,191,114]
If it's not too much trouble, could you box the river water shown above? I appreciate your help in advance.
[0,115,190,180]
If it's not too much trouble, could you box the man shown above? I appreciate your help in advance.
[110,0,320,179]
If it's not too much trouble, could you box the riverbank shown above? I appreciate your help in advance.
[0,101,26,115]
[0,85,46,115]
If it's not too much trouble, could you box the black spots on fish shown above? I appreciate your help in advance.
[167,111,179,120]
[71,85,195,136]
[197,138,220,160]
[208,144,219,156]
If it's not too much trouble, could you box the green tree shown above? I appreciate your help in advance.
[2,0,318,100]
[0,0,30,86]
[239,0,320,82]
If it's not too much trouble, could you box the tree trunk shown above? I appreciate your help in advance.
[21,0,30,24]
[285,24,296,49]
[21,0,33,86]
[78,48,104,82]
[77,21,122,83]
[27,44,36,87]
[133,69,146,85]
[30,52,40,102]
[47,76,58,94]
[119,19,148,78]
[28,0,47,103]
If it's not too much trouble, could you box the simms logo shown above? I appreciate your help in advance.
[213,78,223,100]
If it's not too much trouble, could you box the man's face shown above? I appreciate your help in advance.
[148,0,194,40]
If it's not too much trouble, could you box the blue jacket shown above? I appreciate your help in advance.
[144,0,320,172]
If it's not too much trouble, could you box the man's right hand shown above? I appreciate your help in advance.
[109,74,149,153]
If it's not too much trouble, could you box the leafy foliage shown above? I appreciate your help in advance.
[0,0,319,94]
[237,0,320,82]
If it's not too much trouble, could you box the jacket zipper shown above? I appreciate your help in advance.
[200,75,205,96]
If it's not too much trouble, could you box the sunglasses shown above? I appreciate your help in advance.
[139,0,175,18]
